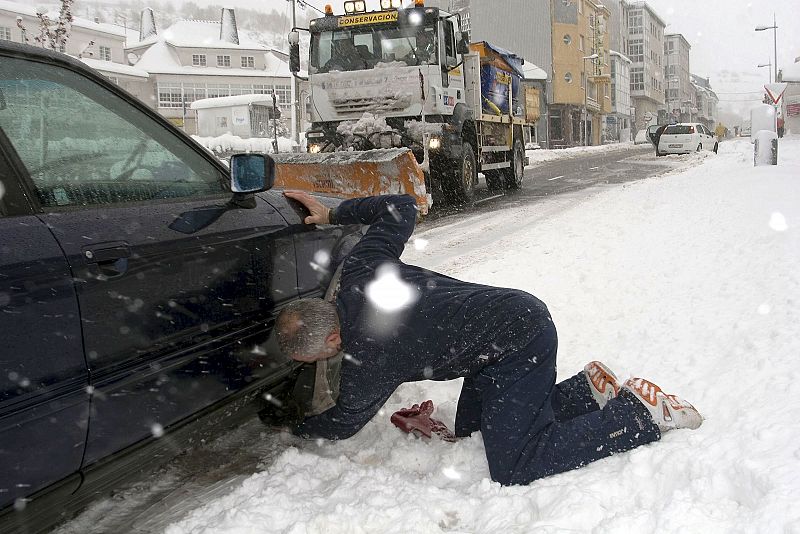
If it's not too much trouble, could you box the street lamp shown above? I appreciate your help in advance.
[755,13,778,82]
[582,53,599,146]
[758,61,773,83]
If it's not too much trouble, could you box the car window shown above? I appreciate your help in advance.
[0,56,227,209]
[663,125,695,135]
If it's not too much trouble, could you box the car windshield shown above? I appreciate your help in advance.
[310,24,438,73]
[663,125,695,134]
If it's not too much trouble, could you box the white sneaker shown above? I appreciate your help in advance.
[584,361,620,409]
[623,377,703,432]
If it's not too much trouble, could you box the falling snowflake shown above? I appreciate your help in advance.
[151,423,164,438]
[769,212,788,232]
[442,466,461,480]
[365,264,418,312]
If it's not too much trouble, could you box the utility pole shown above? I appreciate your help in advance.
[290,0,300,148]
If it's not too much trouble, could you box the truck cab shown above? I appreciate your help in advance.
[304,2,465,154]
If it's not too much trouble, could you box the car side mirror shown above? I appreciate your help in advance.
[444,56,459,70]
[457,35,470,56]
[289,31,301,74]
[230,153,275,193]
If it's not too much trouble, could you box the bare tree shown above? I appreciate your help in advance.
[16,0,74,51]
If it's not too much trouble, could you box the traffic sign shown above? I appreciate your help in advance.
[764,83,788,105]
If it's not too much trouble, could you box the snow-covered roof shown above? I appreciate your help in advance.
[0,0,35,16]
[130,19,266,51]
[522,62,547,81]
[783,61,800,83]
[610,49,632,64]
[191,93,276,110]
[0,0,126,38]
[130,36,292,79]
[80,57,149,78]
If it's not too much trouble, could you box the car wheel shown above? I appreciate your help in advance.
[503,137,525,190]
[713,142,719,154]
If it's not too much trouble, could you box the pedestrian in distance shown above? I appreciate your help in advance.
[272,191,702,485]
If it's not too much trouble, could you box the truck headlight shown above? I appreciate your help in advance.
[309,143,322,153]
[428,136,441,150]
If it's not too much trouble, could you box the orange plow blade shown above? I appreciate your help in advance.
[271,148,430,215]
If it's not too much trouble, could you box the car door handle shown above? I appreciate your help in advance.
[82,243,131,277]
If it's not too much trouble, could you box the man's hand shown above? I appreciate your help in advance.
[390,400,457,442]
[284,190,331,225]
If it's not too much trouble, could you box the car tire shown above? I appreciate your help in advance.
[503,137,525,190]
[713,142,719,154]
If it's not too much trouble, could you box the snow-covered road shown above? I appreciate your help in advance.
[66,138,800,533]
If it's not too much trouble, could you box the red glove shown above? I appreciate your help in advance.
[390,400,457,441]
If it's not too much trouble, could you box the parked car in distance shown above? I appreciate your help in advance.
[0,40,359,534]
[657,123,719,156]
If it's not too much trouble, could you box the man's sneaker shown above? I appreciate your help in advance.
[622,377,703,432]
[584,361,620,409]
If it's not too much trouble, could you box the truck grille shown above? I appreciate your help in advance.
[331,96,410,114]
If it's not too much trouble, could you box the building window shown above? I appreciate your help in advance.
[549,111,563,140]
[99,46,112,62]
[241,56,255,68]
[631,68,644,91]
[182,83,207,104]
[563,34,572,45]
[627,39,643,63]
[579,34,584,51]
[274,85,291,105]
[628,11,642,34]
[207,83,231,98]
[1,26,12,41]
[192,54,207,66]
[157,82,184,108]
[252,84,270,94]
[217,55,231,67]
[564,72,573,83]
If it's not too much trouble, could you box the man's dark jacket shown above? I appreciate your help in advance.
[295,195,542,439]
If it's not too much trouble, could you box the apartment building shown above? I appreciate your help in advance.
[664,33,692,123]
[124,8,292,133]
[625,1,666,132]
[550,0,612,147]
[608,50,632,142]
[690,74,718,130]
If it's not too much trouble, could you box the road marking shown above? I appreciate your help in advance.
[548,175,564,181]
[474,194,504,205]
[589,166,600,170]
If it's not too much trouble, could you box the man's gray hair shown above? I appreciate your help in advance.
[276,298,340,358]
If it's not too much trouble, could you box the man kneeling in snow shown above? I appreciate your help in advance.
[273,192,702,485]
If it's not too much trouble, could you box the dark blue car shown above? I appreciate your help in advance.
[0,41,357,532]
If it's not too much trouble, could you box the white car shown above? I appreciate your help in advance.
[657,123,719,156]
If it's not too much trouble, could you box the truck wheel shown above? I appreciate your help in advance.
[452,141,477,203]
[503,137,525,190]
[484,170,504,191]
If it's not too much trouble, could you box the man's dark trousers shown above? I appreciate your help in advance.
[454,304,661,485]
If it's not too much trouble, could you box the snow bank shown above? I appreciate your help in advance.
[166,138,800,534]
[191,134,297,154]
[525,142,638,167]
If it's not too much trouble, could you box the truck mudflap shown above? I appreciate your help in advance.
[271,148,431,215]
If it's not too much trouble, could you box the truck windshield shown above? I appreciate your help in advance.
[310,24,438,73]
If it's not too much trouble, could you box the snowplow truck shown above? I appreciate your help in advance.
[287,0,535,206]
